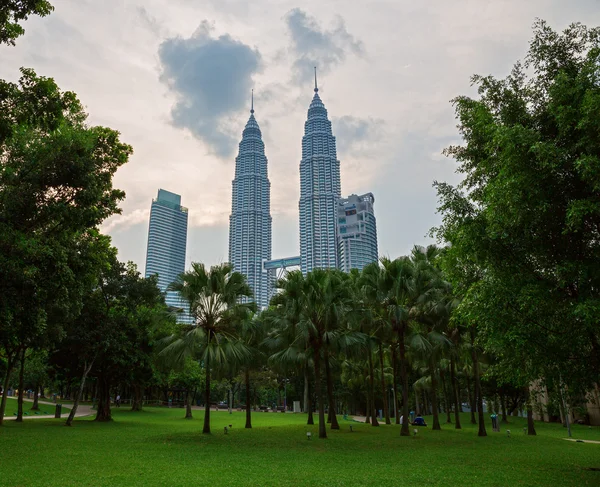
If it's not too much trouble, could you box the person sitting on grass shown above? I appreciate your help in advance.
[412,414,427,426]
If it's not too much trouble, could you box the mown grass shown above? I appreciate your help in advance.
[0,408,598,486]
[2,397,70,416]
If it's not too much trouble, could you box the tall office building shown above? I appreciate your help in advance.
[299,70,341,274]
[337,193,379,272]
[144,189,190,320]
[228,93,273,309]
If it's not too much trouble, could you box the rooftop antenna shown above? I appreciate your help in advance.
[250,89,254,114]
[314,66,318,93]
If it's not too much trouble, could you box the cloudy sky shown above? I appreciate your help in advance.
[2,0,598,270]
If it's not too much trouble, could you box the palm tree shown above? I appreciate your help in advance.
[238,310,265,429]
[379,256,415,437]
[267,271,315,425]
[359,263,393,425]
[162,262,253,434]
[271,268,353,438]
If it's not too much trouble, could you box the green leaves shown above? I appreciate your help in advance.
[434,20,600,393]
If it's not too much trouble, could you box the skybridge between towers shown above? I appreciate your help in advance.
[263,256,301,279]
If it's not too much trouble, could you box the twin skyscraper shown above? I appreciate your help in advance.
[228,71,379,309]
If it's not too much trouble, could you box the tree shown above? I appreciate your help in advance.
[162,263,253,434]
[0,0,54,46]
[434,19,600,434]
[0,69,131,425]
[268,271,315,425]
[378,256,415,437]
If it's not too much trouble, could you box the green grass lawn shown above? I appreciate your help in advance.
[0,408,598,486]
[2,397,71,416]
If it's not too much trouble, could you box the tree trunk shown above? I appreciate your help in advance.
[378,343,391,425]
[66,359,94,426]
[131,384,143,412]
[450,355,462,429]
[203,354,211,434]
[245,368,252,429]
[31,386,40,411]
[440,366,452,424]
[324,352,339,429]
[313,348,326,439]
[398,325,410,436]
[185,391,193,419]
[501,390,508,423]
[307,377,314,425]
[31,381,41,411]
[429,356,441,430]
[367,350,379,426]
[303,366,309,414]
[94,374,112,422]
[466,374,476,424]
[0,352,16,426]
[470,328,486,437]
[365,392,371,423]
[16,348,26,422]
[525,387,537,435]
[391,344,399,424]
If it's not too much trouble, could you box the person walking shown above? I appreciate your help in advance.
[116,394,121,407]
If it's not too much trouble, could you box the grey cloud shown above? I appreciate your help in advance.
[285,8,364,84]
[332,115,384,156]
[158,22,262,158]
[137,6,162,36]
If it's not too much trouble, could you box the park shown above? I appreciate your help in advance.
[1,3,600,486]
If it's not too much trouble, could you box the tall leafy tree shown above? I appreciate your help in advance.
[0,69,131,425]
[434,20,600,433]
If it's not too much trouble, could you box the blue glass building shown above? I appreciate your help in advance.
[299,71,341,274]
[228,94,273,309]
[144,189,190,320]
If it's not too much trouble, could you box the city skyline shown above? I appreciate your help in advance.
[2,1,597,271]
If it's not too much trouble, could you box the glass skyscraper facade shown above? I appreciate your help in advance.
[299,74,341,274]
[337,193,379,272]
[228,96,273,309]
[144,189,190,321]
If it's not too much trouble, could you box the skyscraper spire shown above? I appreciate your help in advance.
[314,66,318,93]
[251,89,254,114]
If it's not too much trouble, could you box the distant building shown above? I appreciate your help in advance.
[299,69,341,274]
[228,93,273,309]
[337,193,378,272]
[144,189,191,322]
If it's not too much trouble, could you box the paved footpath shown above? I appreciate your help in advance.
[3,398,94,421]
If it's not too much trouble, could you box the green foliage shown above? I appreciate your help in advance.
[433,20,600,394]
[0,0,53,46]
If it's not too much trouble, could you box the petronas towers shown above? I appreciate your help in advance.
[228,93,273,309]
[298,74,341,273]
[229,72,378,309]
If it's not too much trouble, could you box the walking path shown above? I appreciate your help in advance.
[3,398,94,421]
[563,438,600,444]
